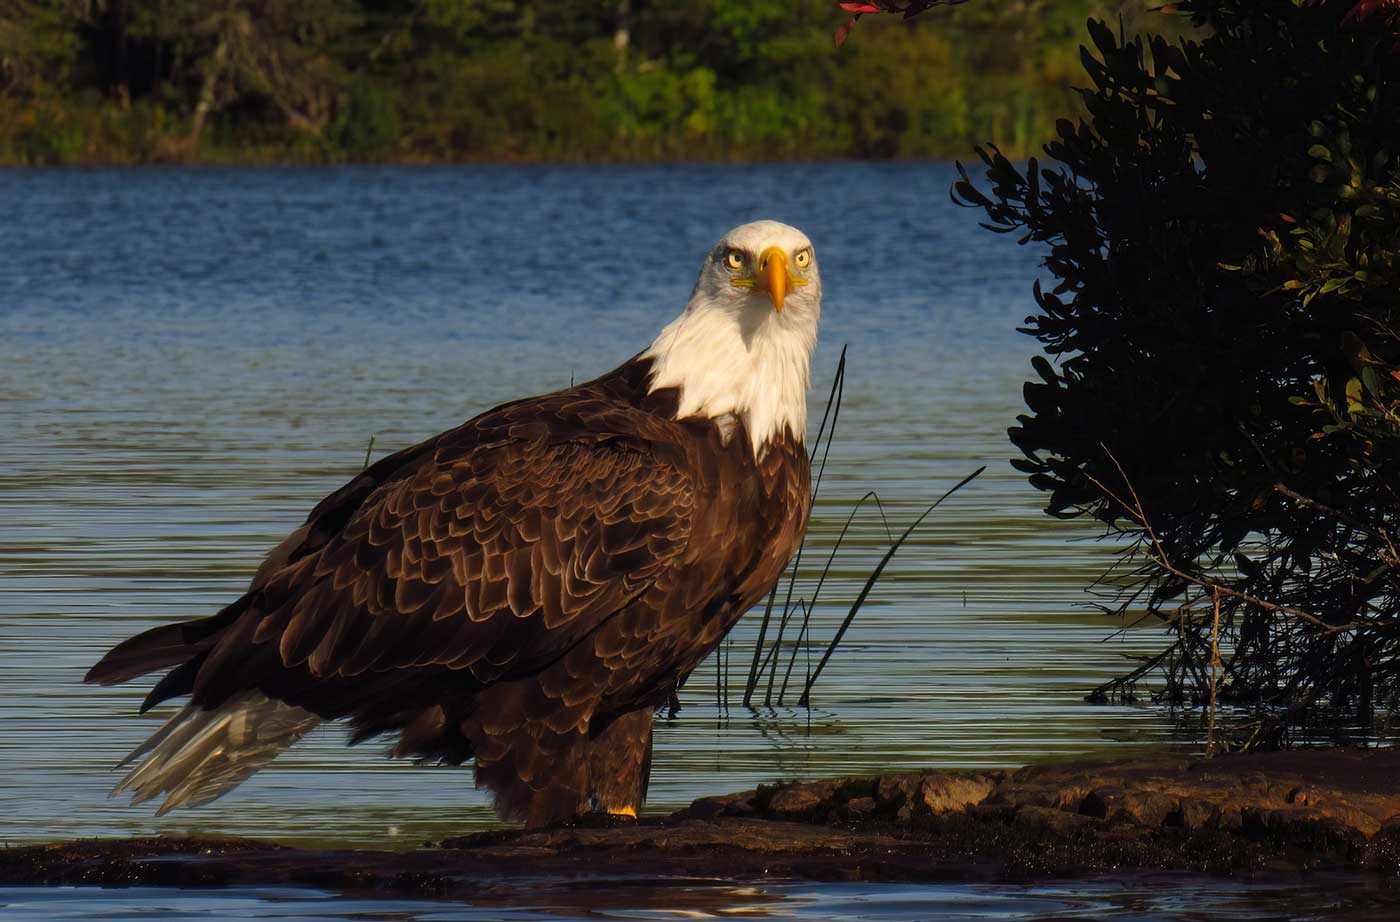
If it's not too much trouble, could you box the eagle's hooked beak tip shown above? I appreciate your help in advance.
[758,246,790,312]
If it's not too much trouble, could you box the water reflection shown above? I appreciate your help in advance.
[3,875,1398,922]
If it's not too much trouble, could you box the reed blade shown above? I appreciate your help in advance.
[797,466,986,706]
[742,346,846,706]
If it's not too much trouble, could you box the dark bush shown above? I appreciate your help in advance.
[954,0,1400,746]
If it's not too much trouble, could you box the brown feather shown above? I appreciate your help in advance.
[90,355,809,826]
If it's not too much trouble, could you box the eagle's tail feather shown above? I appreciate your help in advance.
[85,598,249,688]
[84,622,199,687]
[112,692,321,815]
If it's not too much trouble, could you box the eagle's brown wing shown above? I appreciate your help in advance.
[90,392,696,726]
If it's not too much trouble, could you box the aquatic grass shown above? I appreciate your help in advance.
[797,466,985,707]
[736,347,984,709]
[741,345,849,706]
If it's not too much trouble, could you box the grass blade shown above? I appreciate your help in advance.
[797,465,986,706]
[743,345,846,706]
[777,490,882,705]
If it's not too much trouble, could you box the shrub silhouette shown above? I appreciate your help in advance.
[955,0,1400,747]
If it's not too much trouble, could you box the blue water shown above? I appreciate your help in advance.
[0,163,1272,916]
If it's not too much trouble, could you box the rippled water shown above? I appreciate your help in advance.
[5,876,1400,922]
[0,164,1176,854]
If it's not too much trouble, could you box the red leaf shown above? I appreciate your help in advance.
[839,2,883,11]
[1343,0,1400,24]
[835,15,859,46]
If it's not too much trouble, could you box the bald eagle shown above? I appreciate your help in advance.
[86,220,820,828]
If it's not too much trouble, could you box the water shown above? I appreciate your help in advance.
[0,163,1238,915]
[3,876,1399,921]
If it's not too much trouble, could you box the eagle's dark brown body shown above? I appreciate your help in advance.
[88,355,811,826]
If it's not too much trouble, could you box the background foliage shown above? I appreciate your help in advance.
[0,0,1177,164]
[955,0,1400,746]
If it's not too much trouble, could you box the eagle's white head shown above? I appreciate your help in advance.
[643,220,821,456]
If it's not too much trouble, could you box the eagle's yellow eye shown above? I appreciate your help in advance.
[725,250,746,270]
[794,248,811,269]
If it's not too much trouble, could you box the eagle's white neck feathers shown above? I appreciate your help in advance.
[641,221,821,457]
[644,304,815,451]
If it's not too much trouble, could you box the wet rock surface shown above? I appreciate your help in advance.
[6,748,1400,898]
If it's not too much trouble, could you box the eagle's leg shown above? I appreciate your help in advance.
[468,682,593,828]
[585,708,654,819]
[473,728,590,829]
[468,687,651,827]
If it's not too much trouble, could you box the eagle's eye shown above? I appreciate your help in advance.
[724,249,746,271]
[794,248,811,269]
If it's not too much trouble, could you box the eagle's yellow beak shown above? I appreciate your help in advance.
[757,246,791,312]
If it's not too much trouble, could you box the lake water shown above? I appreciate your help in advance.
[4,875,1400,922]
[0,164,1309,918]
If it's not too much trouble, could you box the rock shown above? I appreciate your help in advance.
[845,797,877,817]
[1125,791,1180,827]
[1240,807,1365,857]
[1080,788,1178,827]
[1173,797,1219,830]
[4,748,1399,893]
[1078,786,1121,820]
[876,774,923,810]
[1011,805,1102,836]
[684,791,757,819]
[765,781,831,817]
[919,773,997,815]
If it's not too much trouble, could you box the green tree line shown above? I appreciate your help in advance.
[0,0,1171,165]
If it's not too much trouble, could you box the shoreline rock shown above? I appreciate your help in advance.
[5,748,1400,899]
